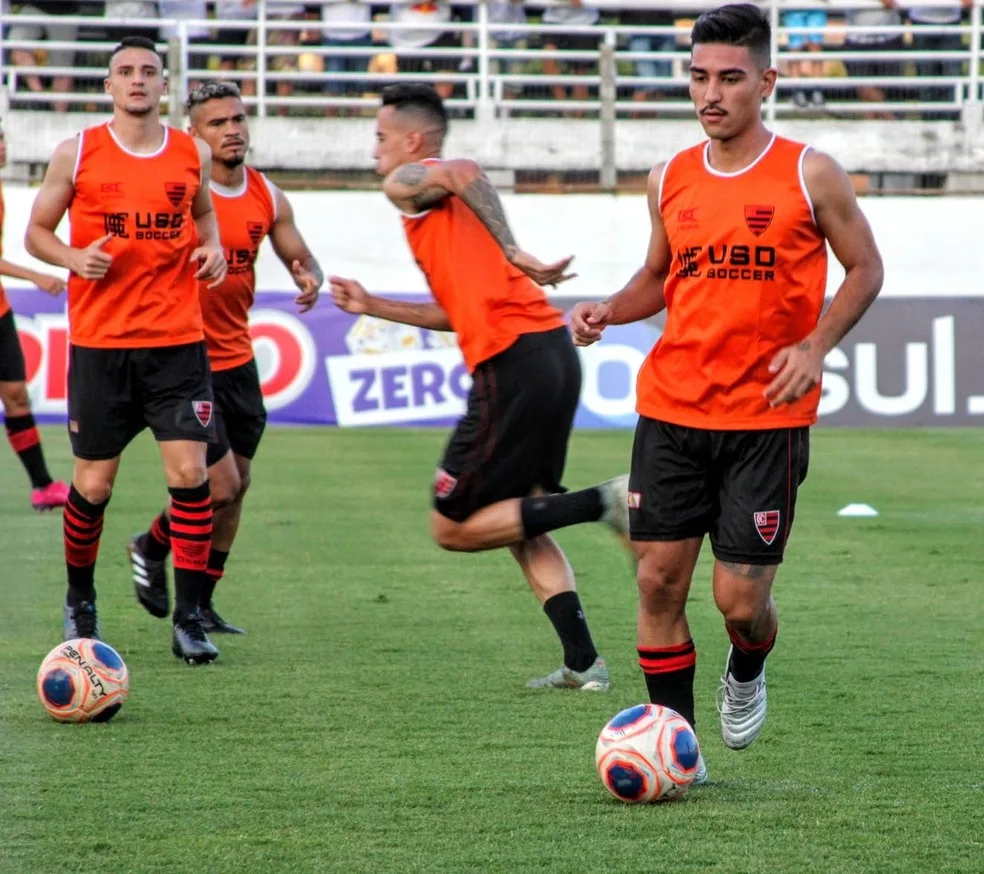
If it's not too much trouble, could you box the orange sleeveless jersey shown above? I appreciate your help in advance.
[68,124,203,348]
[401,185,564,372]
[199,167,277,371]
[0,180,9,319]
[637,136,828,429]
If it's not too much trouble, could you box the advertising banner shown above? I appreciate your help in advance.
[7,290,984,428]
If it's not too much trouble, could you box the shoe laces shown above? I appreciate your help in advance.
[715,671,763,717]
[176,614,207,642]
[73,602,99,637]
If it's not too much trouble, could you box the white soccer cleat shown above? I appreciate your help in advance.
[693,751,708,785]
[718,645,768,750]
[599,474,630,538]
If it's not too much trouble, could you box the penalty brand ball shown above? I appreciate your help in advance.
[37,639,130,723]
[596,704,700,803]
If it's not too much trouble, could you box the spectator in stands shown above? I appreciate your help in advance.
[386,2,462,102]
[5,2,80,112]
[781,3,828,109]
[320,1,374,107]
[214,0,258,100]
[541,0,601,109]
[263,1,308,116]
[618,5,677,110]
[842,2,903,120]
[104,0,159,46]
[157,0,210,82]
[907,1,971,119]
[488,0,528,106]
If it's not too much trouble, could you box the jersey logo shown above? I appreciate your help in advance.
[165,182,188,208]
[247,222,265,245]
[744,205,775,237]
[753,510,780,545]
[434,468,457,499]
[677,208,699,224]
[192,400,213,428]
[627,491,641,509]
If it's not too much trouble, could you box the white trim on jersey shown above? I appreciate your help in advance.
[261,173,280,221]
[797,145,818,227]
[702,134,777,178]
[105,123,170,159]
[72,130,84,184]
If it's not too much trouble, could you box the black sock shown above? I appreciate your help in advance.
[63,485,109,608]
[202,548,229,609]
[520,487,604,540]
[168,482,213,620]
[143,510,171,562]
[727,623,777,683]
[638,640,697,728]
[543,591,598,673]
[5,413,53,489]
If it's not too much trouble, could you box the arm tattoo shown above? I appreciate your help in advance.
[720,562,774,581]
[797,340,812,351]
[411,187,452,211]
[459,174,518,258]
[394,163,428,186]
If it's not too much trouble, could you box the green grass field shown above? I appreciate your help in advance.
[1,427,981,874]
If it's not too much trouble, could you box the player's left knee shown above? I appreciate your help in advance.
[430,514,479,552]
[0,382,31,414]
[168,460,208,490]
[237,473,252,501]
[715,591,771,630]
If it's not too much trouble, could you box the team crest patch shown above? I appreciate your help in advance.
[165,182,188,207]
[627,491,641,509]
[434,468,457,499]
[192,400,213,428]
[753,510,781,545]
[247,222,264,245]
[744,205,775,237]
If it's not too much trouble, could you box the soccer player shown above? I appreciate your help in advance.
[331,83,629,691]
[24,36,228,663]
[0,122,71,510]
[128,81,323,636]
[571,3,884,779]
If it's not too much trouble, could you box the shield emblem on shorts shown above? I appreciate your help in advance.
[192,400,213,428]
[744,205,775,237]
[753,510,780,545]
[434,468,457,499]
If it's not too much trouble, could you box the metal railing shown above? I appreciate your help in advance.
[0,1,980,123]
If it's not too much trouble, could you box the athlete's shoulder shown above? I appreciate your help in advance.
[247,167,280,219]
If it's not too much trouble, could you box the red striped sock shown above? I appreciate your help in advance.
[637,639,697,728]
[63,484,109,606]
[726,623,777,683]
[169,483,213,618]
[6,413,53,489]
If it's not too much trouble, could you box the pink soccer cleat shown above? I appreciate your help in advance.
[32,481,70,512]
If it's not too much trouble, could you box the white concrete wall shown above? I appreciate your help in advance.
[1,186,981,299]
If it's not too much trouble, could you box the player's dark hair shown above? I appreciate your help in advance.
[691,4,772,69]
[187,80,242,112]
[109,35,162,68]
[381,83,448,137]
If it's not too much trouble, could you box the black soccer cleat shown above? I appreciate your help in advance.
[171,613,219,665]
[63,601,101,641]
[199,606,246,635]
[128,534,170,619]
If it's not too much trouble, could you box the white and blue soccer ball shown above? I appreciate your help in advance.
[595,703,700,803]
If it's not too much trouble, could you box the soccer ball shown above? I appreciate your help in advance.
[596,703,700,803]
[36,638,130,723]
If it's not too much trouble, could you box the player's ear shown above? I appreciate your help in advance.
[405,129,423,154]
[761,67,777,99]
[103,76,111,95]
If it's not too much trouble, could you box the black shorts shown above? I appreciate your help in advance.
[434,326,581,522]
[0,309,26,383]
[629,417,810,565]
[207,358,267,468]
[67,341,215,461]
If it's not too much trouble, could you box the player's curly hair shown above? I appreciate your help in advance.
[186,80,242,112]
[691,3,772,69]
